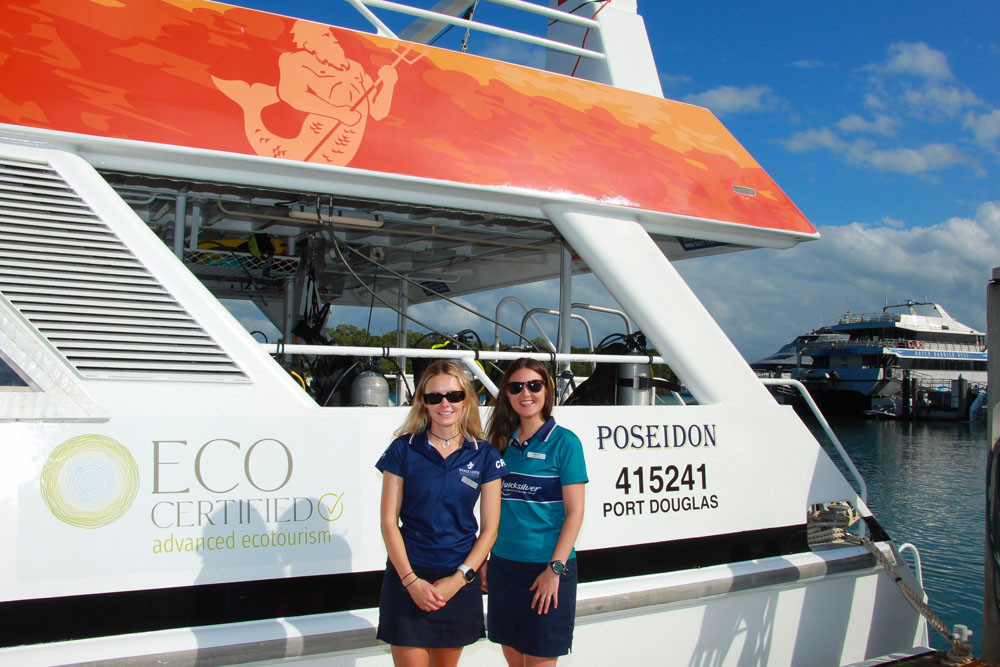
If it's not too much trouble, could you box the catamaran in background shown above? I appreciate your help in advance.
[754,301,988,420]
[0,0,953,664]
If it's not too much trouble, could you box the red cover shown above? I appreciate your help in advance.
[0,0,815,235]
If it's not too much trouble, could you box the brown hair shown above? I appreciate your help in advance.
[394,360,483,440]
[485,358,554,454]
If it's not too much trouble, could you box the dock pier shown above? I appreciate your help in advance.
[985,266,999,661]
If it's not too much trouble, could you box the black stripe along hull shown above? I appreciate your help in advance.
[1,521,890,648]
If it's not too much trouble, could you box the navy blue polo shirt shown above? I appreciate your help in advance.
[376,430,508,570]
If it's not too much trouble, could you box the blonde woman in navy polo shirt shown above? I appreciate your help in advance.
[483,358,588,666]
[376,360,508,667]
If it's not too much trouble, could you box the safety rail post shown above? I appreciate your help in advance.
[761,378,868,528]
[985,266,1000,661]
[355,0,606,61]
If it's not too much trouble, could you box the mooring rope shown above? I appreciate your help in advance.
[807,502,974,663]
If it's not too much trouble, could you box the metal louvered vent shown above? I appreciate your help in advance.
[0,156,246,381]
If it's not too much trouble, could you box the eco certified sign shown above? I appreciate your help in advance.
[40,434,140,528]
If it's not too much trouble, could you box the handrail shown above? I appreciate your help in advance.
[898,542,925,592]
[344,0,397,38]
[356,0,606,60]
[808,336,984,352]
[761,378,868,508]
[571,303,632,334]
[263,343,665,400]
[265,344,662,366]
[487,0,600,28]
[520,308,595,355]
[494,296,555,351]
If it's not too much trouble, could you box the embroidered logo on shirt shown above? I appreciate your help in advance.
[501,474,561,502]
[459,461,481,478]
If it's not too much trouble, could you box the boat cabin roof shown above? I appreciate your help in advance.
[0,0,817,286]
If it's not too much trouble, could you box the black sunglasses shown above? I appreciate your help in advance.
[506,380,545,395]
[424,390,466,405]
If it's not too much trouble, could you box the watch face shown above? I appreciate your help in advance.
[464,568,476,582]
[550,560,565,574]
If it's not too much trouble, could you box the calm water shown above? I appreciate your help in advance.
[810,416,990,656]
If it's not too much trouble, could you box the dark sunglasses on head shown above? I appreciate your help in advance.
[424,390,466,405]
[506,380,545,395]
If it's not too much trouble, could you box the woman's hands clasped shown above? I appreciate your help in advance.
[405,577,446,612]
[406,571,467,612]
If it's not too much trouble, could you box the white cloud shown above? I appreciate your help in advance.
[902,84,980,118]
[964,109,1000,149]
[862,93,888,111]
[675,201,999,362]
[782,125,966,174]
[681,85,776,114]
[791,59,828,69]
[847,141,966,174]
[782,127,846,153]
[659,72,692,89]
[836,113,896,136]
[779,39,991,177]
[880,42,953,80]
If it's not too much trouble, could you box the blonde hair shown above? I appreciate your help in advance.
[394,361,483,440]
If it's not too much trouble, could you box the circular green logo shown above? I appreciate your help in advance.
[40,435,139,528]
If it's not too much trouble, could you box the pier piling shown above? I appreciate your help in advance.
[985,267,999,661]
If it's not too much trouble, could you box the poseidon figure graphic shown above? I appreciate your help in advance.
[214,20,399,165]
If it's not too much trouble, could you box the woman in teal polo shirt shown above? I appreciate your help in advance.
[484,358,588,666]
[376,360,507,666]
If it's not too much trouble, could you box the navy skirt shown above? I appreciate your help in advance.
[377,561,485,648]
[486,555,578,657]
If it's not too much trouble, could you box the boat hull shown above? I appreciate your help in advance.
[1,546,927,667]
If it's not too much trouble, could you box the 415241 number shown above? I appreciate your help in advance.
[615,464,707,495]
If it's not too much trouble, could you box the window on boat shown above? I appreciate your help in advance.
[104,172,689,409]
[0,353,31,392]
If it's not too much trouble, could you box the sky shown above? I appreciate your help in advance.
[233,1,1000,363]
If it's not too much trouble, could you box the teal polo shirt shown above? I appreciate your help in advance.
[376,430,508,570]
[492,417,588,563]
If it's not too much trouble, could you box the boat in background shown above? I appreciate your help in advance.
[751,331,849,378]
[761,301,987,418]
[0,1,940,665]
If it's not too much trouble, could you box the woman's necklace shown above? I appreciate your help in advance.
[430,431,459,448]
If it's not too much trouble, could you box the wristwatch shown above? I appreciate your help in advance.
[457,563,476,583]
[548,560,568,576]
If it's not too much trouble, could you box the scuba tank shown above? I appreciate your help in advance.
[350,368,390,407]
[616,332,653,406]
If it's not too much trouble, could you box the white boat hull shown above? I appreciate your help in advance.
[2,547,927,667]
